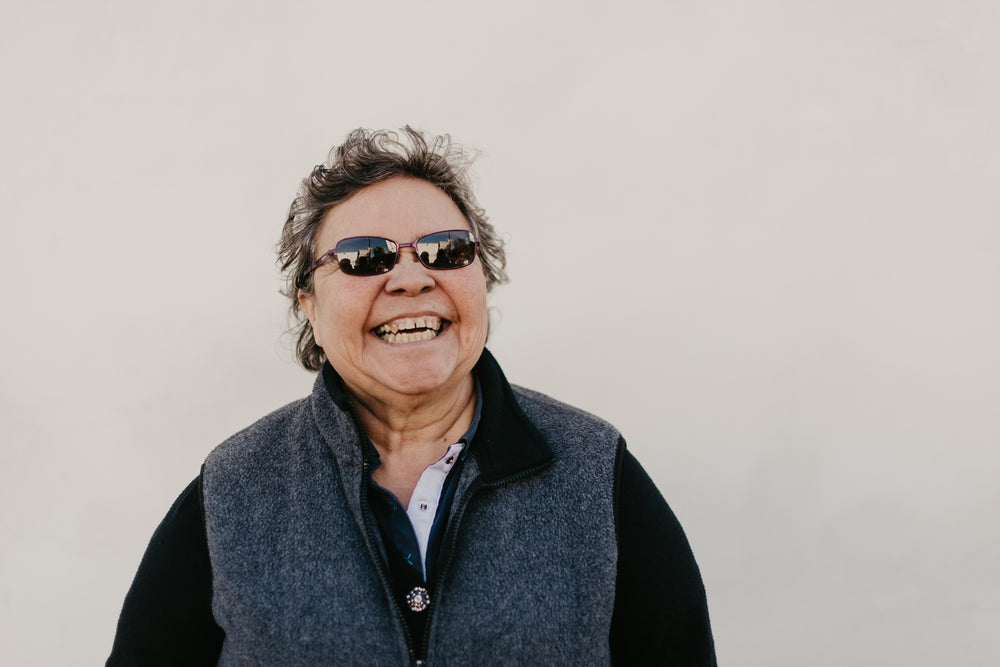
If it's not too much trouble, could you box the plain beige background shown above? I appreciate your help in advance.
[2,1,998,664]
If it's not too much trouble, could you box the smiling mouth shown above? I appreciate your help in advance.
[373,316,444,344]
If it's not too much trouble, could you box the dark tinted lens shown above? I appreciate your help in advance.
[415,230,477,269]
[335,237,398,276]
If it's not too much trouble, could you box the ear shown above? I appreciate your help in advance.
[298,290,317,324]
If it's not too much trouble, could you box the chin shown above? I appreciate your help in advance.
[373,354,473,398]
[373,377,451,398]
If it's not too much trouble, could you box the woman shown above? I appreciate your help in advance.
[108,128,716,665]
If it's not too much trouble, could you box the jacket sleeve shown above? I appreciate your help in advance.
[107,475,223,666]
[610,438,717,665]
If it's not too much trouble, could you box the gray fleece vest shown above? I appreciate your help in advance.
[202,354,619,666]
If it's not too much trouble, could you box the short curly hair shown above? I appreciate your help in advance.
[278,127,508,371]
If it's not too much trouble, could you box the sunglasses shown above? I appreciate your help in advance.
[306,229,480,277]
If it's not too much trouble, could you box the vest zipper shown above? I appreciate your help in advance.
[360,460,419,664]
[340,392,420,665]
[418,458,554,660]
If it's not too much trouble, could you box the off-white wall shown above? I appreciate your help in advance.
[2,1,997,664]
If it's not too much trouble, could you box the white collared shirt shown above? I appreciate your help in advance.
[405,441,466,579]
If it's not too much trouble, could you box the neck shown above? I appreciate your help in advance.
[346,373,477,456]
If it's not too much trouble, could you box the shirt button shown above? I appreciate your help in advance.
[446,456,454,464]
[406,586,430,612]
[419,501,428,511]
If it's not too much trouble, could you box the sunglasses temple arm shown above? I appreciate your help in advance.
[305,250,337,276]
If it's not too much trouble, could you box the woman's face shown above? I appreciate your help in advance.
[299,177,489,403]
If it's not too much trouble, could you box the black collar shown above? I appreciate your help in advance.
[320,348,553,484]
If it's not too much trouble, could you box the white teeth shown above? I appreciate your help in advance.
[379,328,438,344]
[375,316,443,343]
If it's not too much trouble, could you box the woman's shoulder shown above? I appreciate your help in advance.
[508,384,621,445]
[204,396,313,470]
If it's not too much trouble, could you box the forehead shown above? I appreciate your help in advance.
[317,177,470,244]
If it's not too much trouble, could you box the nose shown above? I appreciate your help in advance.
[384,246,435,295]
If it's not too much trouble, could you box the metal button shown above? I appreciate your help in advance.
[419,501,428,511]
[406,586,430,612]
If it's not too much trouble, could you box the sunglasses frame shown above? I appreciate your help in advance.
[305,229,480,278]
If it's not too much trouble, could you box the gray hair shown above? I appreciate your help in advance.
[278,126,508,371]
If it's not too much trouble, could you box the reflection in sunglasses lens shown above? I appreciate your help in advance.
[334,231,476,275]
[418,231,475,269]
[336,237,394,276]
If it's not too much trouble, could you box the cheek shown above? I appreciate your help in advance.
[461,281,490,339]
[309,284,366,348]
